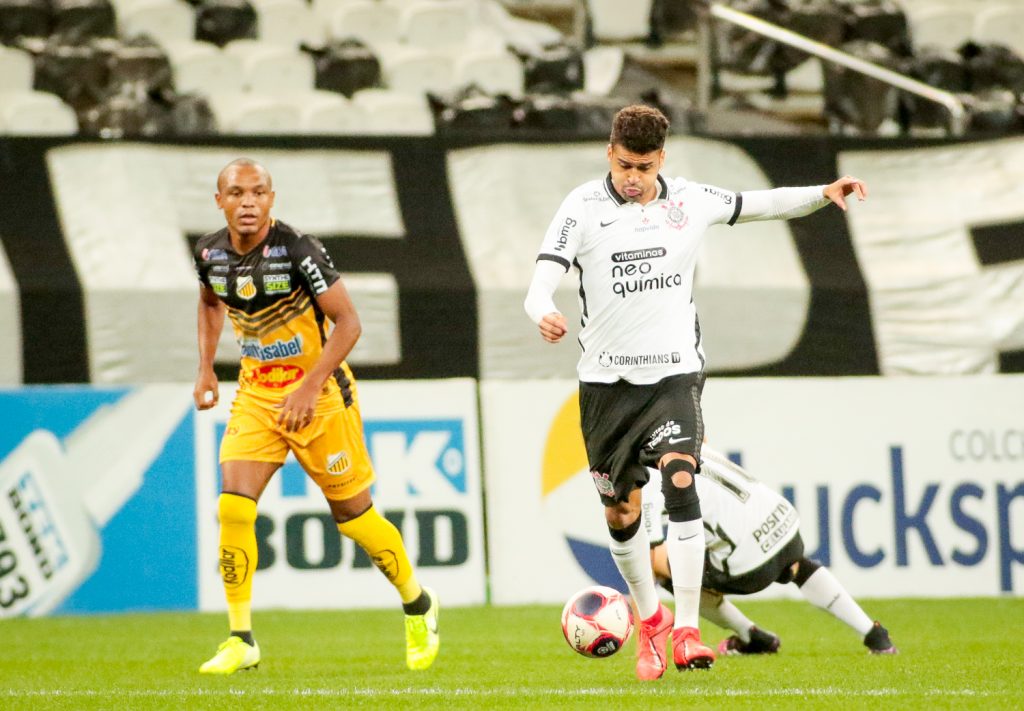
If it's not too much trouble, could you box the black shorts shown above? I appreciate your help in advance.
[578,372,705,505]
[703,533,805,595]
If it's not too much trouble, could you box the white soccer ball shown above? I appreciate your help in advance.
[560,585,634,658]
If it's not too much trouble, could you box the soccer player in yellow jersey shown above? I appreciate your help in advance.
[192,158,439,674]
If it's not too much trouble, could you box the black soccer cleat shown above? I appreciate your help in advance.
[716,625,781,656]
[864,621,897,654]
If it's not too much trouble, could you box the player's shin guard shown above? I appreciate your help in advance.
[338,505,422,604]
[662,461,703,630]
[217,493,258,632]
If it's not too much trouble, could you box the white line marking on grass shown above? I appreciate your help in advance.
[1,688,997,699]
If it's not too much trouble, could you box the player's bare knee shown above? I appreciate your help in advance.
[659,454,695,488]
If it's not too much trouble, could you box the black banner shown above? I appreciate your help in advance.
[1,134,1021,383]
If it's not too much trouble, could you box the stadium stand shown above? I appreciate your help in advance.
[3,0,1024,136]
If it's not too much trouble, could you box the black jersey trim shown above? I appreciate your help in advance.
[656,174,669,199]
[537,253,571,271]
[574,257,588,322]
[333,366,354,408]
[228,291,313,336]
[228,296,313,339]
[603,173,626,205]
[727,192,743,226]
[693,306,706,370]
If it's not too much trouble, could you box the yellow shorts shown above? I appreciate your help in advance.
[219,389,376,501]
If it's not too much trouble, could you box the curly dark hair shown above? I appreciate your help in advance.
[609,104,669,154]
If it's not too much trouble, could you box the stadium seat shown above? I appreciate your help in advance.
[224,39,315,92]
[973,5,1024,58]
[308,38,381,97]
[117,0,195,45]
[585,0,653,42]
[294,88,359,133]
[51,0,116,42]
[399,0,471,49]
[0,89,78,134]
[454,48,524,97]
[907,6,975,52]
[351,87,434,134]
[377,44,455,95]
[194,0,257,47]
[0,0,51,44]
[161,39,243,95]
[249,0,323,48]
[105,36,174,93]
[0,45,33,91]
[328,0,399,47]
[205,91,303,132]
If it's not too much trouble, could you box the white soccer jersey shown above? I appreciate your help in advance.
[535,174,740,384]
[641,446,800,578]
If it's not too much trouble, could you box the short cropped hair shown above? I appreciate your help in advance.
[217,158,272,191]
[609,105,669,154]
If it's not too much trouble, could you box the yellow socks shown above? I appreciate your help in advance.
[217,493,258,631]
[338,505,422,604]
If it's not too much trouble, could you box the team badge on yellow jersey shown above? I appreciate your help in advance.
[236,275,257,300]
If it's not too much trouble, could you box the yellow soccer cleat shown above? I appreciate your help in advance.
[199,636,261,674]
[404,586,440,670]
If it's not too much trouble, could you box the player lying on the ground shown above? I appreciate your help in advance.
[641,446,897,655]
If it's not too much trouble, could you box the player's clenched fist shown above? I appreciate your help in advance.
[539,312,568,343]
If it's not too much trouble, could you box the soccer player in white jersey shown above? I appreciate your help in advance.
[641,446,897,655]
[524,104,867,680]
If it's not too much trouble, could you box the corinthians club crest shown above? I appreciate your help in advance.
[662,200,688,230]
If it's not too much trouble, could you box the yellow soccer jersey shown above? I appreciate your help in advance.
[194,220,351,410]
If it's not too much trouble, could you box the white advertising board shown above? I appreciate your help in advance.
[196,378,485,611]
[482,376,1024,603]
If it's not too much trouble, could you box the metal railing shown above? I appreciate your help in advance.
[698,2,970,135]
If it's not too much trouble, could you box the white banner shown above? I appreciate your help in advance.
[196,378,485,611]
[482,376,1024,603]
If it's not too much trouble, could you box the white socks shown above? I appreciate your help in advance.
[665,518,705,629]
[608,523,661,620]
[800,566,874,636]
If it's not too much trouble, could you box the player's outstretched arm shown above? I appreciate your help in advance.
[733,176,868,224]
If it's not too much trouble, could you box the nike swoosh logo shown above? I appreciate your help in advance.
[427,616,439,635]
[600,219,619,228]
[668,436,692,444]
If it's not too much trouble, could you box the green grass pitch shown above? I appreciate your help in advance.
[1,598,1021,710]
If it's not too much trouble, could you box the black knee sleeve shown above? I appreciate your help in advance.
[793,557,822,587]
[608,515,642,542]
[661,459,700,523]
